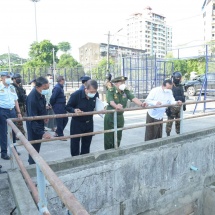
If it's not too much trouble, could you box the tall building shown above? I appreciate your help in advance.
[126,6,172,58]
[202,0,215,43]
[79,42,146,70]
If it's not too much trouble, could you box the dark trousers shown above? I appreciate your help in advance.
[0,108,16,156]
[70,119,93,156]
[145,112,163,141]
[26,122,42,165]
[53,104,68,137]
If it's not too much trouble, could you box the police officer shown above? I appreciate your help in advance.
[0,71,22,160]
[79,75,91,90]
[50,76,68,138]
[104,76,147,150]
[12,74,27,136]
[66,80,99,156]
[26,77,52,164]
[166,72,186,136]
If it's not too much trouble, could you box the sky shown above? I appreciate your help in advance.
[0,0,204,61]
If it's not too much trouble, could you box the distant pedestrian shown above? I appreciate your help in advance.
[50,76,68,138]
[45,74,56,132]
[0,71,22,160]
[104,76,147,149]
[79,75,91,90]
[26,77,52,165]
[166,72,186,136]
[66,80,99,156]
[145,79,182,141]
[29,79,36,91]
[12,74,27,137]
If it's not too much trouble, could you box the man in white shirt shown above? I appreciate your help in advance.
[145,79,182,141]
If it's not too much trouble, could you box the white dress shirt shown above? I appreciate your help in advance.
[145,86,177,120]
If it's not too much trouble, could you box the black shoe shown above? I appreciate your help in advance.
[17,151,21,156]
[1,154,10,160]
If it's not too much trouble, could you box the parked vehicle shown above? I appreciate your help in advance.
[184,73,215,96]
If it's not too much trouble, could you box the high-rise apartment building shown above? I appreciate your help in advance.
[126,6,172,58]
[202,0,215,43]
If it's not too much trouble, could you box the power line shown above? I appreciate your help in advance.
[170,14,202,23]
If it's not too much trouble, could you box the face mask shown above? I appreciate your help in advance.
[48,79,53,84]
[164,89,172,93]
[119,84,126,91]
[5,78,11,85]
[87,93,96,98]
[16,79,22,84]
[41,89,49,95]
[174,79,180,85]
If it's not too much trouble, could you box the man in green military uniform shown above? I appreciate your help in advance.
[104,76,147,149]
[12,74,27,136]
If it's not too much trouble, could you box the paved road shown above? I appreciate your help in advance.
[1,100,215,172]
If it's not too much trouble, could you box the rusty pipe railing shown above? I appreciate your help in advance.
[10,99,215,122]
[15,111,215,145]
[7,119,89,215]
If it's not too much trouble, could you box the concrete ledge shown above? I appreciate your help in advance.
[8,170,38,215]
[26,126,215,177]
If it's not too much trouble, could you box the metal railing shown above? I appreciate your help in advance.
[6,99,215,214]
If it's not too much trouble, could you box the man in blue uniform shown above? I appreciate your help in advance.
[0,71,22,160]
[50,76,68,138]
[26,77,52,164]
[79,75,91,90]
[66,80,99,156]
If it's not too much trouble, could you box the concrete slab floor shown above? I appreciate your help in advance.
[0,100,215,172]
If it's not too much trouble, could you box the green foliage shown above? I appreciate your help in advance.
[57,53,80,68]
[58,42,71,53]
[25,40,58,68]
[0,53,27,68]
[92,58,115,80]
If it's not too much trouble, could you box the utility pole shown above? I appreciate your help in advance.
[105,31,112,72]
[52,48,56,83]
[8,46,11,73]
[30,0,40,42]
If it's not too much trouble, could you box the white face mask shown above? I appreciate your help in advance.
[164,89,172,93]
[48,79,53,84]
[87,93,96,98]
[119,84,126,91]
[5,78,11,85]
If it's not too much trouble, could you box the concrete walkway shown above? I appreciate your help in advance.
[1,100,215,172]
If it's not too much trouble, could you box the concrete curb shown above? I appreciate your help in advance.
[8,169,38,215]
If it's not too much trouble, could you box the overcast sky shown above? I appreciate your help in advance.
[0,0,204,60]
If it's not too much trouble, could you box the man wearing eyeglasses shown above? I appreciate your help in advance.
[50,76,68,139]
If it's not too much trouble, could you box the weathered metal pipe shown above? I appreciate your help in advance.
[7,119,89,215]
[20,111,215,145]
[10,99,215,122]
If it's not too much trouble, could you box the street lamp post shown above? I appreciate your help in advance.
[30,0,40,42]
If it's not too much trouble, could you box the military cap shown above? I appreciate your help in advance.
[111,76,128,83]
[28,79,36,85]
[0,71,13,77]
[12,73,22,79]
[80,75,91,82]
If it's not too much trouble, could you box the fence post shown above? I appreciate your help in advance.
[7,125,15,169]
[36,164,49,214]
[114,111,118,149]
[180,105,184,135]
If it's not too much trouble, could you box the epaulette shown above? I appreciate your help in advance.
[106,82,114,91]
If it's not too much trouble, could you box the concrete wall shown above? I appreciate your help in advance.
[26,127,215,215]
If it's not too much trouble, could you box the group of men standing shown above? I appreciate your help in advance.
[0,70,185,166]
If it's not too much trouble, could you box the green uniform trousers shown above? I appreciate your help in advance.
[104,113,124,150]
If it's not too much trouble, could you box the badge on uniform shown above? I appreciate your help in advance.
[122,93,127,98]
[114,94,118,100]
[0,89,4,93]
[10,87,15,93]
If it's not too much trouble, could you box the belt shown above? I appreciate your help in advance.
[0,107,14,111]
[73,118,92,123]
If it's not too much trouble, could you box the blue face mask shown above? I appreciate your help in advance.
[5,78,11,85]
[87,93,96,98]
[41,89,49,95]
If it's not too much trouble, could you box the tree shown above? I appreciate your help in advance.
[92,58,115,80]
[0,53,27,68]
[58,42,71,53]
[57,53,80,68]
[25,40,58,68]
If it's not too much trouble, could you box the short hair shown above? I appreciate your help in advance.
[57,76,64,82]
[35,77,49,87]
[163,79,173,86]
[46,73,52,77]
[86,80,98,90]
